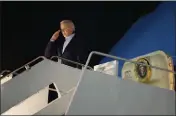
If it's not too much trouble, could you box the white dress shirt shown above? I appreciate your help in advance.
[62,33,75,53]
[50,33,75,54]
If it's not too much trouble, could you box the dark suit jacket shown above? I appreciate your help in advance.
[45,34,88,68]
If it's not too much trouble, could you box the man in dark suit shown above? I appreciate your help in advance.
[45,20,87,68]
[45,20,89,103]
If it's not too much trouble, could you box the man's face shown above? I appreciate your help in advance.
[60,23,73,38]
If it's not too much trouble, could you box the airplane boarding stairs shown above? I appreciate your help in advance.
[1,51,175,115]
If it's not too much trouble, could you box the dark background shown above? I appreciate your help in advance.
[1,1,160,71]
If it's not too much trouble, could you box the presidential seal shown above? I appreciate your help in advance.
[134,58,152,83]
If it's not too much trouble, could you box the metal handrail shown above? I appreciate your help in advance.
[0,70,11,78]
[65,51,176,114]
[0,70,11,76]
[0,55,93,81]
[86,51,175,74]
[50,56,93,70]
[0,56,46,80]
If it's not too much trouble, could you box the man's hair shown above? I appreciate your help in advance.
[60,20,75,31]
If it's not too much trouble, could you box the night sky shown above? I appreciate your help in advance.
[1,1,160,72]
